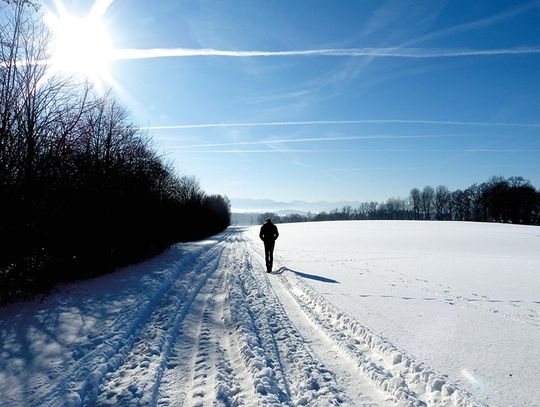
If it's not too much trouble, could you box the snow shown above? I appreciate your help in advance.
[0,221,538,406]
[245,221,540,406]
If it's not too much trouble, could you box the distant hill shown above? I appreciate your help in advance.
[231,209,312,226]
[231,198,361,214]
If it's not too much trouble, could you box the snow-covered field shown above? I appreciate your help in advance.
[0,221,538,406]
[245,221,540,407]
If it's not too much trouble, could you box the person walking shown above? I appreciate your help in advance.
[259,218,279,272]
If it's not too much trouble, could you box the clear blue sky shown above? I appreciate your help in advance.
[44,0,540,202]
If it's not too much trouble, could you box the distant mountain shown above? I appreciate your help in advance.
[231,198,362,214]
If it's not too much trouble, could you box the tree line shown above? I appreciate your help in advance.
[258,176,540,226]
[0,1,230,304]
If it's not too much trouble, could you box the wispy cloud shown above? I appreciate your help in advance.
[112,46,540,61]
[328,163,522,172]
[403,1,539,47]
[174,148,540,154]
[362,0,420,37]
[244,2,538,112]
[144,119,540,130]
[166,134,470,150]
[330,165,445,172]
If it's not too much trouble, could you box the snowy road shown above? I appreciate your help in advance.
[1,227,488,406]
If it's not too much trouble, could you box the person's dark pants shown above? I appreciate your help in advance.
[263,241,275,272]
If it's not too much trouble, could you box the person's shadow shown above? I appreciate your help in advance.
[272,267,339,284]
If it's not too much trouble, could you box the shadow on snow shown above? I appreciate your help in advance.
[274,267,339,284]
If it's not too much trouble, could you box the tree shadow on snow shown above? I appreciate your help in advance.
[275,267,339,284]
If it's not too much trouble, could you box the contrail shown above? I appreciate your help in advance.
[165,134,470,149]
[173,148,540,154]
[113,46,540,61]
[144,119,540,130]
[329,163,521,172]
[6,46,540,68]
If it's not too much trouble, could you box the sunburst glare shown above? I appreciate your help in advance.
[44,2,114,89]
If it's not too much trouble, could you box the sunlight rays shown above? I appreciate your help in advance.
[46,14,112,77]
[43,0,116,92]
[89,0,116,19]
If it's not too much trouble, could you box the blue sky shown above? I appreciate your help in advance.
[43,0,540,202]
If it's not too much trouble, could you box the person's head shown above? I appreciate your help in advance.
[265,218,271,223]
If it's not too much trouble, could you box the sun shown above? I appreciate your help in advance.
[44,9,113,83]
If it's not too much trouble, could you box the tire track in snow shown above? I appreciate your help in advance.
[155,233,249,407]
[36,236,225,406]
[153,230,297,406]
[94,241,227,406]
[213,235,260,406]
[154,243,235,406]
[181,246,244,407]
[33,240,220,406]
[182,274,223,406]
[215,318,254,407]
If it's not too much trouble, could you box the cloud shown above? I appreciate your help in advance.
[330,165,442,172]
[143,119,540,130]
[173,148,540,154]
[328,163,523,172]
[111,46,540,61]
[166,134,470,150]
[362,0,414,36]
[241,2,538,112]
[403,2,539,47]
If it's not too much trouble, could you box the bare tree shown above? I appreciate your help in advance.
[409,188,421,220]
[178,175,204,204]
[0,2,231,304]
[420,186,434,220]
[435,185,451,220]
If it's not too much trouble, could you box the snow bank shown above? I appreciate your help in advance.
[280,266,484,406]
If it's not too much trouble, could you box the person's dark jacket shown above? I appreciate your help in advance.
[259,221,279,242]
